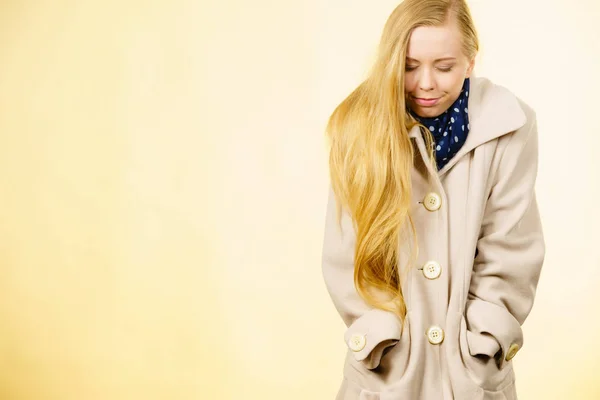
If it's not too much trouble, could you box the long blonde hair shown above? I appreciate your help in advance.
[326,0,479,320]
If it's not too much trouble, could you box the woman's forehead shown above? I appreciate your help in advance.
[407,24,463,61]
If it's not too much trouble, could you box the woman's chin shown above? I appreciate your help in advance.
[410,105,444,119]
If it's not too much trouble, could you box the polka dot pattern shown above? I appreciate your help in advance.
[410,78,471,170]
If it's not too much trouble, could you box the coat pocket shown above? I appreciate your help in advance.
[456,312,515,392]
[342,313,412,394]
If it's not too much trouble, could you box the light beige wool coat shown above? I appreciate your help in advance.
[322,76,545,400]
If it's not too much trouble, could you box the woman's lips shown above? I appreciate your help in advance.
[413,97,441,107]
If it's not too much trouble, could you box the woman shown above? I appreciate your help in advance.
[321,1,545,399]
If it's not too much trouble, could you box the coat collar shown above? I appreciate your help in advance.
[409,75,527,176]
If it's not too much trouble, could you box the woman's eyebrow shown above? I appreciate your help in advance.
[406,57,457,62]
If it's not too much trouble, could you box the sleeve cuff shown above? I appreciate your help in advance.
[343,309,402,369]
[465,299,523,369]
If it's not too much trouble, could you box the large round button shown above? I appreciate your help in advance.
[348,334,366,352]
[427,326,445,345]
[505,343,520,361]
[422,261,442,280]
[423,192,442,211]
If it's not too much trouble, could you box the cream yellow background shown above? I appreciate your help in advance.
[0,0,598,399]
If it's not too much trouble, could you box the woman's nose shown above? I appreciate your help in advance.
[419,69,435,91]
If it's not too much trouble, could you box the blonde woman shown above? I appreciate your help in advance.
[321,0,545,399]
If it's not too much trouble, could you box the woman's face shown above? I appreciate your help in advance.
[404,20,475,118]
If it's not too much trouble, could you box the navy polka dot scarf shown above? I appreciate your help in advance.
[410,78,470,170]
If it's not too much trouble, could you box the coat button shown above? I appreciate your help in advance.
[505,343,520,361]
[348,334,367,352]
[422,261,442,279]
[423,192,442,211]
[427,326,444,345]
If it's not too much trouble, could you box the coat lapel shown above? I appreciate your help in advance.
[409,76,527,176]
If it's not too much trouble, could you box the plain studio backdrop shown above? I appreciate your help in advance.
[0,0,598,399]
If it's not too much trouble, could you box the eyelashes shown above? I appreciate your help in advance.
[405,66,454,72]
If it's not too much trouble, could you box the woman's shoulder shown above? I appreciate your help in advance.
[473,75,536,119]
[469,77,537,158]
[471,75,536,141]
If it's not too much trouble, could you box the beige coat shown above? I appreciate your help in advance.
[322,76,545,400]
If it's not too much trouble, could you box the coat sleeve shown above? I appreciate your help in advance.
[465,112,546,369]
[321,185,402,370]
